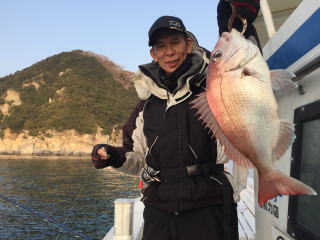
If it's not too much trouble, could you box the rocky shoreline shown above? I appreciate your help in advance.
[0,128,122,158]
[0,154,90,159]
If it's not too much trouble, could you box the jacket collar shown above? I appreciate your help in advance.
[133,49,209,109]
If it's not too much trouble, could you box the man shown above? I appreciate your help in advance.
[92,1,260,239]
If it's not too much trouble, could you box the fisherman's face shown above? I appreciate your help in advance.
[150,29,193,75]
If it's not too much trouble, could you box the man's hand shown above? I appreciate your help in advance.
[92,144,110,161]
[91,144,113,169]
[97,147,110,160]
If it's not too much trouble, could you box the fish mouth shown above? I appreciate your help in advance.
[219,31,241,65]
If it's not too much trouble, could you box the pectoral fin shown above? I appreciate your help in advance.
[190,93,254,168]
[270,70,297,93]
[273,120,296,160]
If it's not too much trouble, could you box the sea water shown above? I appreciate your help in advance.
[0,158,140,240]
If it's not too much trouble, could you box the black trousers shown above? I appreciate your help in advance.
[142,204,239,240]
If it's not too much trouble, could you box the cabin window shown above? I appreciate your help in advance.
[288,100,320,240]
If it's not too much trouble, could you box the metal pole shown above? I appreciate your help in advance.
[260,0,276,38]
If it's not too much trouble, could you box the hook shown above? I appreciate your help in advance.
[228,4,248,34]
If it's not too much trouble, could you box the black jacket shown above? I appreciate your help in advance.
[92,50,230,212]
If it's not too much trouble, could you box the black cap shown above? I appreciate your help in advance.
[186,31,199,47]
[148,16,187,46]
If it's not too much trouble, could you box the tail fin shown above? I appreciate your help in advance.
[258,170,317,206]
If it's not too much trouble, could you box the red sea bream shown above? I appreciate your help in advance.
[191,29,316,206]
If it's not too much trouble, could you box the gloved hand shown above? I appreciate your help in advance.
[217,0,262,53]
[230,0,260,23]
[91,144,110,168]
[92,144,110,160]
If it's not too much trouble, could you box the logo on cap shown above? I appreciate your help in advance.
[168,21,181,28]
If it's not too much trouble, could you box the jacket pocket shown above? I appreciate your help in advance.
[143,182,169,202]
[191,176,223,202]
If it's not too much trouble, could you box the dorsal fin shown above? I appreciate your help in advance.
[190,93,254,168]
[273,120,296,160]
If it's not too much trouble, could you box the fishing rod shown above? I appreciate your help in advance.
[0,193,93,240]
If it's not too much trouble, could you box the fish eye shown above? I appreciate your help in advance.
[212,51,222,62]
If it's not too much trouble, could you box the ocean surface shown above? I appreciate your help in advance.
[0,158,140,240]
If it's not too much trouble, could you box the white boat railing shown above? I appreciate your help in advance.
[238,178,255,240]
[103,198,144,240]
[103,178,255,240]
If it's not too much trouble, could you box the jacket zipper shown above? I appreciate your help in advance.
[209,176,223,185]
[188,144,198,159]
[142,136,158,203]
[178,105,183,211]
[147,136,158,157]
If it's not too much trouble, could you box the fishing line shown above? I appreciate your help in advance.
[54,167,94,240]
[0,193,92,240]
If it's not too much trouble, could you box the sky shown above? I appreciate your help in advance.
[0,0,220,77]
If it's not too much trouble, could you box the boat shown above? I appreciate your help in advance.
[104,1,320,239]
[254,1,320,240]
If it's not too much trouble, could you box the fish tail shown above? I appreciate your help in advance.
[258,170,317,206]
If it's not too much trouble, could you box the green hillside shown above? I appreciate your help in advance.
[0,50,139,136]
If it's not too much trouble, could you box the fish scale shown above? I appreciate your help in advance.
[224,73,269,157]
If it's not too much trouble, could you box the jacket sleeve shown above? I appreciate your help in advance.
[118,102,147,175]
[92,100,147,176]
